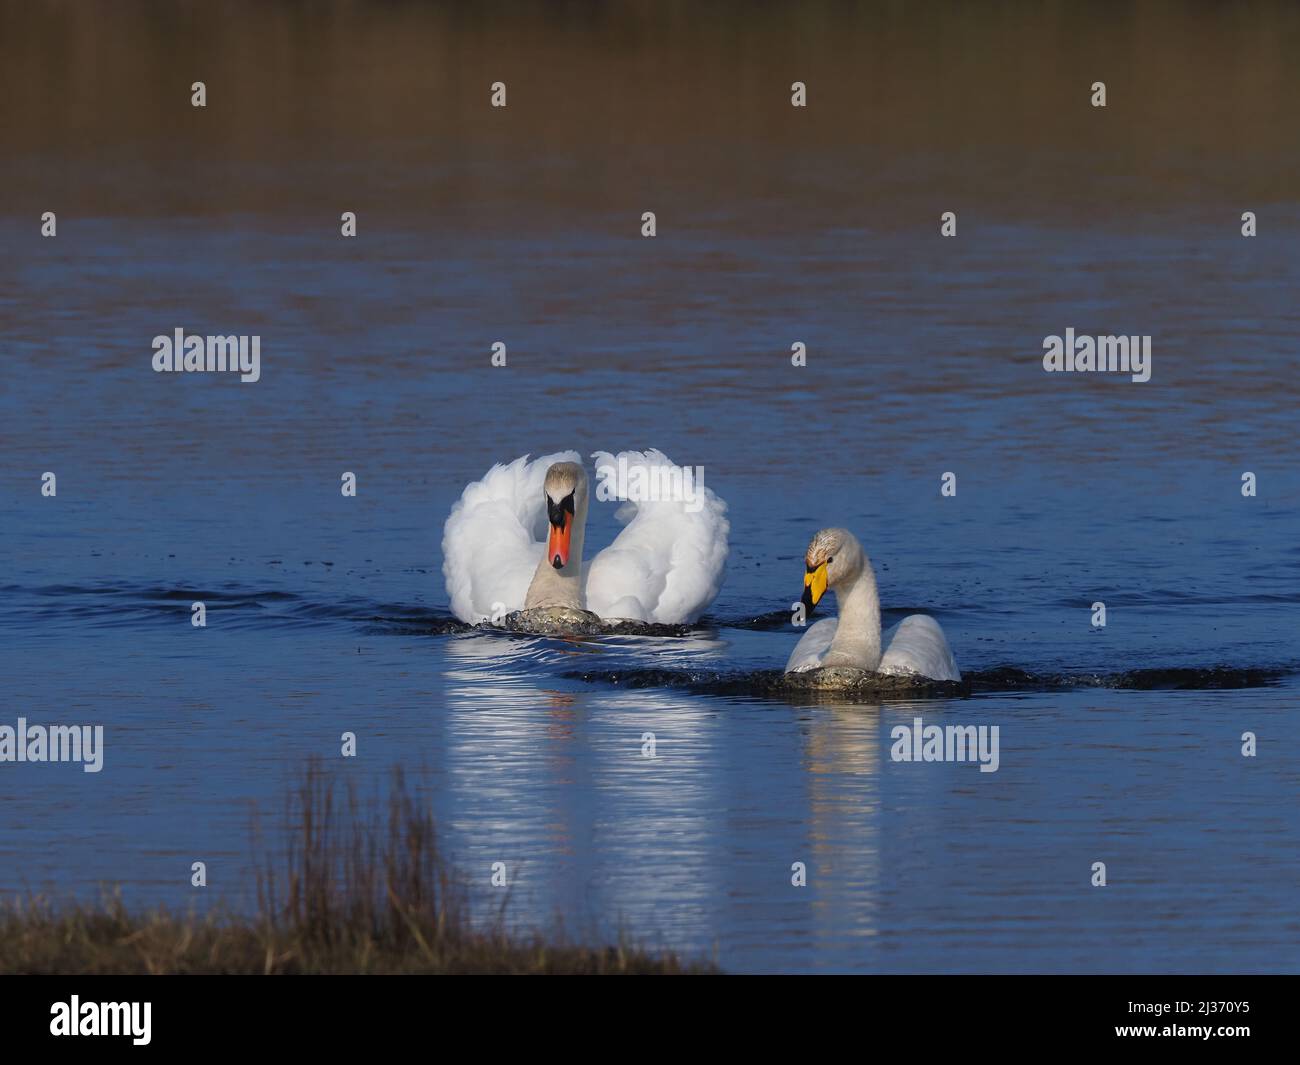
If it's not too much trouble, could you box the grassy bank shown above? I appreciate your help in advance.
[1,765,711,974]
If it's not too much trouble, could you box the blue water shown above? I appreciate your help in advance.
[2,208,1296,973]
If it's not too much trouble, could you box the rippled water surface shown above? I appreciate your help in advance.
[1,2,1297,972]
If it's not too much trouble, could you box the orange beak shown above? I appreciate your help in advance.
[547,518,572,569]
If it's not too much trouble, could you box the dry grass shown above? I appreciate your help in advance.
[0,764,711,975]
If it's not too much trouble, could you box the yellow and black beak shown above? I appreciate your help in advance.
[801,562,828,615]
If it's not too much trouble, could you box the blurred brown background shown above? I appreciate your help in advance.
[3,0,1298,224]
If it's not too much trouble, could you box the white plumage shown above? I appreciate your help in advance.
[442,449,729,625]
[443,450,581,624]
[785,617,838,673]
[786,614,961,680]
[784,526,960,681]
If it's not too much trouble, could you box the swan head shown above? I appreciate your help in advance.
[543,461,587,570]
[800,527,861,615]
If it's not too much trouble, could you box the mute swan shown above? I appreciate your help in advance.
[443,449,729,626]
[785,528,961,681]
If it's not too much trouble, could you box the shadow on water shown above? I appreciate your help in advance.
[563,664,1296,702]
[3,582,1295,694]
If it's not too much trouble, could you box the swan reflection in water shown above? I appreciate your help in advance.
[436,643,725,947]
[434,632,921,963]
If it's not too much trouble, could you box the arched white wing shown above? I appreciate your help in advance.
[584,449,729,623]
[784,617,838,673]
[786,616,960,680]
[442,450,581,623]
[878,615,962,681]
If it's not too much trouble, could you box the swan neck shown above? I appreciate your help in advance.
[524,490,588,610]
[827,560,882,670]
[569,492,588,572]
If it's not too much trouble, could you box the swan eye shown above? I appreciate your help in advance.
[827,556,834,565]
